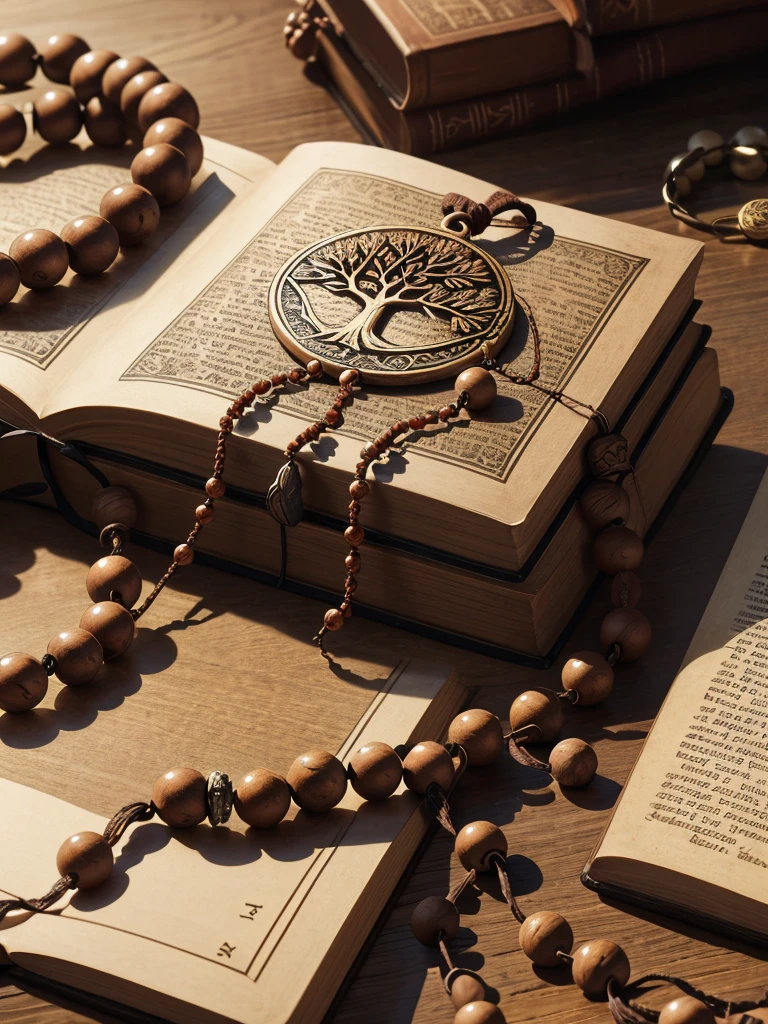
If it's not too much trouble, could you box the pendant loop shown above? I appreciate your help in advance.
[440,211,473,239]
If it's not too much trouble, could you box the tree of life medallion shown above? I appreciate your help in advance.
[268,225,515,385]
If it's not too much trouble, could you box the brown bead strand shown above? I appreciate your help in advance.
[315,389,470,654]
[283,361,349,458]
[0,33,204,307]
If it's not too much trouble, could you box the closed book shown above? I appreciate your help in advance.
[578,0,768,35]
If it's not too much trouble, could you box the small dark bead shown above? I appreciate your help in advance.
[174,543,193,565]
[345,576,358,594]
[339,368,360,387]
[324,608,344,631]
[272,372,287,385]
[286,440,300,453]
[306,359,322,375]
[349,500,361,515]
[219,415,233,430]
[307,423,320,439]
[288,368,303,382]
[345,524,364,545]
[438,406,453,421]
[195,503,214,524]
[345,551,362,572]
[395,420,410,434]
[253,379,270,395]
[409,416,426,430]
[349,480,369,500]
[326,408,341,426]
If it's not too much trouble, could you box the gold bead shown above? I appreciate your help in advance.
[402,741,454,795]
[287,749,347,812]
[549,738,598,787]
[131,143,191,207]
[447,709,504,766]
[0,653,48,712]
[151,767,208,827]
[730,146,767,182]
[9,229,69,290]
[687,129,724,166]
[455,820,507,872]
[519,910,573,966]
[61,216,119,276]
[234,769,291,828]
[47,629,103,687]
[410,895,459,946]
[56,832,113,889]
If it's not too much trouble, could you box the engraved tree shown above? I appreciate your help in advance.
[286,230,500,353]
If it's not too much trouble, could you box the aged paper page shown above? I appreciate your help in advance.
[0,132,273,427]
[0,663,458,1024]
[44,141,701,564]
[592,472,768,913]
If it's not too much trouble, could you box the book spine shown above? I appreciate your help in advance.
[582,0,767,35]
[403,6,768,154]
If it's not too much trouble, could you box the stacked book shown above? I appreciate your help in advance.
[298,0,768,154]
[0,134,728,664]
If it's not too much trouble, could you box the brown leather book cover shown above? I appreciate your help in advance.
[579,0,768,36]
[317,6,768,154]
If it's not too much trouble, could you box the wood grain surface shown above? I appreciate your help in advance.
[1,2,768,1022]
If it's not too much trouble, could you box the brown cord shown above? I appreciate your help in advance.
[441,189,537,236]
[607,975,768,1024]
[102,801,155,846]
[425,782,457,836]
[490,852,526,925]
[508,732,551,773]
[447,868,476,904]
[438,934,455,972]
[0,873,76,922]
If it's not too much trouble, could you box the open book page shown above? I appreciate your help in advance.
[0,131,274,428]
[43,140,702,567]
[588,472,768,914]
[0,662,461,1024]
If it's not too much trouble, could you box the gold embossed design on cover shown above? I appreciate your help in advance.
[268,225,515,385]
[738,198,768,241]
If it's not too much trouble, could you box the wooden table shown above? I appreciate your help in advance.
[1,3,767,1022]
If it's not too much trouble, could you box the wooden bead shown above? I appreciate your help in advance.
[455,367,497,410]
[402,741,454,795]
[56,832,113,889]
[9,229,69,290]
[205,477,225,498]
[730,145,767,182]
[611,570,641,608]
[0,33,36,88]
[509,689,563,742]
[79,602,135,660]
[120,70,167,126]
[61,215,119,276]
[287,749,347,812]
[659,997,717,1024]
[447,709,504,766]
[600,607,652,661]
[83,95,127,148]
[102,55,156,104]
[0,103,26,155]
[349,480,369,499]
[519,910,573,966]
[39,33,90,83]
[593,525,643,574]
[0,253,20,305]
[70,49,120,104]
[131,143,191,207]
[47,628,103,687]
[99,184,161,246]
[174,543,194,565]
[151,767,208,827]
[338,368,359,387]
[345,524,364,545]
[668,151,705,183]
[687,129,724,166]
[86,555,142,608]
[138,82,200,132]
[345,551,361,572]
[195,503,214,524]
[324,608,344,631]
[587,432,630,478]
[550,738,598,787]
[306,358,322,375]
[730,125,768,148]
[234,769,291,828]
[143,117,204,176]
[561,651,613,706]
[0,653,48,712]
[454,1001,506,1024]
[410,895,459,946]
[571,939,630,998]
[579,479,630,530]
[348,741,402,801]
[450,974,486,1010]
[455,820,507,872]
[92,485,137,529]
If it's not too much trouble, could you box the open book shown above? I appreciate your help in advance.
[583,471,768,944]
[0,660,464,1024]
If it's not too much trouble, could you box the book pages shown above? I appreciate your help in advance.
[0,661,461,1024]
[589,472,768,913]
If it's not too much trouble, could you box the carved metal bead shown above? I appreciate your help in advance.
[206,770,234,826]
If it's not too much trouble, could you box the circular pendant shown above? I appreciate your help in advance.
[738,198,768,241]
[268,225,515,385]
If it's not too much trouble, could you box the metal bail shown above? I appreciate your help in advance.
[206,771,234,826]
